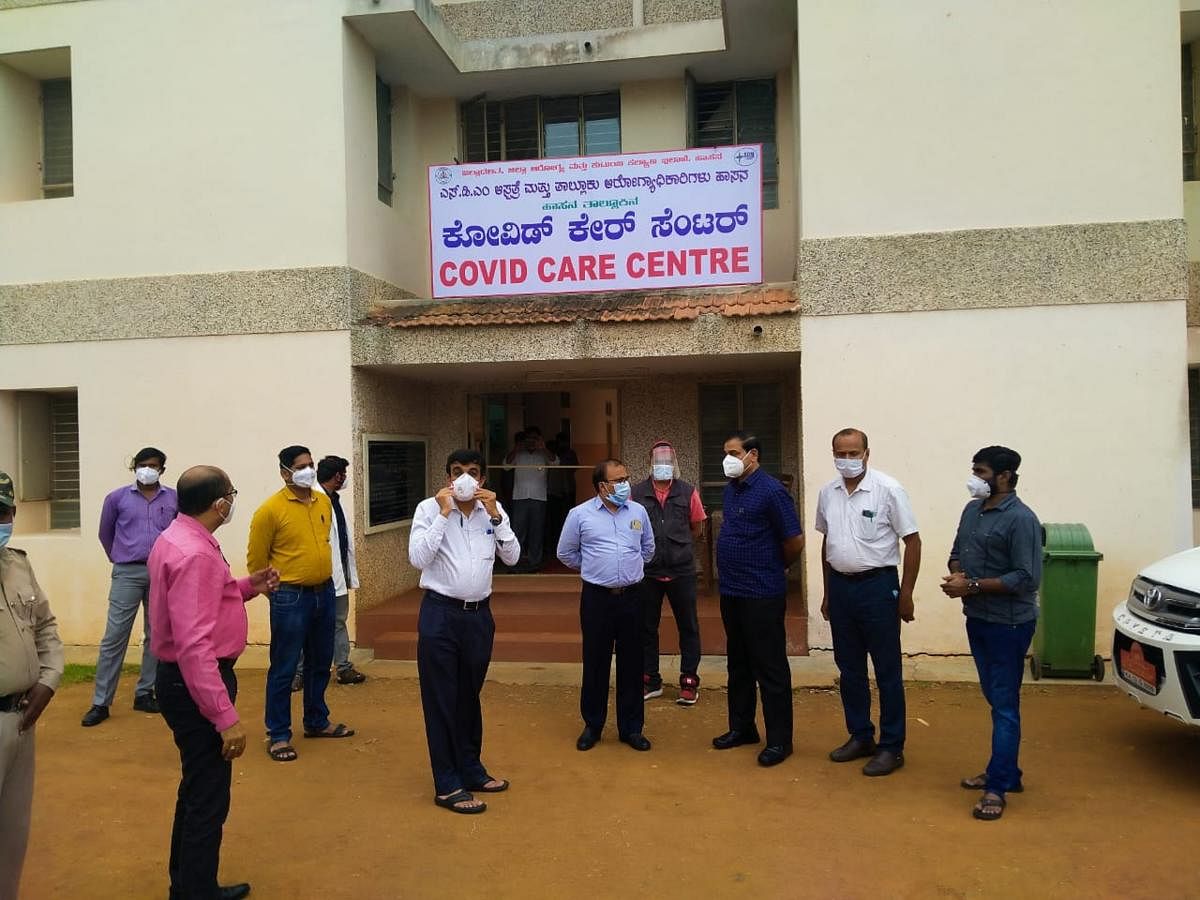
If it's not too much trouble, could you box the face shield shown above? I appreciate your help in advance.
[650,442,679,481]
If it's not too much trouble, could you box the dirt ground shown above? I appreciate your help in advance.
[17,672,1200,899]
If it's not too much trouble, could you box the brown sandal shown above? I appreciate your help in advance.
[268,743,298,762]
[961,773,1023,793]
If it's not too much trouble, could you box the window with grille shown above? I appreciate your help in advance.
[1189,368,1200,508]
[698,383,783,509]
[41,78,72,199]
[689,78,779,209]
[461,93,621,162]
[363,434,427,532]
[377,76,393,205]
[12,389,79,530]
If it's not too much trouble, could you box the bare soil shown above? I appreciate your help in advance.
[20,674,1200,899]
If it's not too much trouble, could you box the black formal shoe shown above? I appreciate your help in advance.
[829,736,877,763]
[133,694,160,714]
[619,733,651,751]
[576,728,600,751]
[81,705,109,727]
[862,749,905,777]
[219,885,251,900]
[712,729,761,750]
[757,744,793,767]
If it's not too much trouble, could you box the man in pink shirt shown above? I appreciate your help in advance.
[149,466,278,900]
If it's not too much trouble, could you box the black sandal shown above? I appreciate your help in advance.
[268,743,298,762]
[303,723,355,739]
[972,793,1006,821]
[435,789,486,815]
[467,778,509,793]
[961,773,1023,793]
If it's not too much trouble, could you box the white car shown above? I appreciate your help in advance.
[1112,546,1200,726]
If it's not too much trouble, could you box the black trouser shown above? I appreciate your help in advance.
[580,582,644,737]
[720,594,792,747]
[641,574,701,681]
[416,591,496,796]
[157,660,237,900]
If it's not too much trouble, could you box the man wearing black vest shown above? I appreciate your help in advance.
[631,441,707,706]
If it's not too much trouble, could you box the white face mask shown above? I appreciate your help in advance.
[834,458,864,479]
[290,466,317,489]
[967,475,992,499]
[652,464,674,481]
[135,467,161,486]
[722,454,745,478]
[218,495,236,524]
[452,472,479,502]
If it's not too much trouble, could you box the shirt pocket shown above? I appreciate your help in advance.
[467,526,496,560]
[153,505,176,531]
[852,508,880,541]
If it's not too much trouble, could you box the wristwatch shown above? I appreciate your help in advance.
[489,515,503,527]
[968,578,981,595]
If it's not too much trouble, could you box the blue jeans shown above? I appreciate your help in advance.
[966,617,1037,796]
[264,581,335,744]
[828,567,905,752]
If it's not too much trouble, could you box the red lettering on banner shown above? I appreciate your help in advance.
[440,262,457,287]
[732,246,749,273]
[440,258,529,288]
[626,253,645,278]
[598,254,616,279]
[710,247,729,273]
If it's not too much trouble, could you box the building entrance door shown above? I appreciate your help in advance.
[466,388,619,574]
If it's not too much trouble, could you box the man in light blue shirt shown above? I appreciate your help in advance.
[557,458,655,752]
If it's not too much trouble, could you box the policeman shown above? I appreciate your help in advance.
[0,470,65,900]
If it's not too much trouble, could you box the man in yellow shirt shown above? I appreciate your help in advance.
[248,445,354,762]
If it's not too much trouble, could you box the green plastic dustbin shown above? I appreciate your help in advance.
[1030,523,1104,681]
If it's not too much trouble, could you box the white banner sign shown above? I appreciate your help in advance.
[427,145,763,299]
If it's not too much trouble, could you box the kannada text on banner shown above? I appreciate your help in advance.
[426,145,763,299]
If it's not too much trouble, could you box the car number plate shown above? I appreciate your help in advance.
[1118,641,1160,695]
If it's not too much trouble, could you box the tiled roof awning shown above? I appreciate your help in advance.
[364,285,798,329]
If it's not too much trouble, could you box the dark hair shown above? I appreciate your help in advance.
[513,431,526,443]
[973,445,1022,486]
[726,430,760,455]
[591,458,625,490]
[555,432,570,444]
[177,466,229,516]
[523,425,541,437]
[278,445,311,469]
[446,448,486,475]
[832,428,868,451]
[317,455,349,482]
[132,447,166,468]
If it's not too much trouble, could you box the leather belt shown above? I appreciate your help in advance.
[160,658,237,673]
[584,581,637,595]
[425,590,489,611]
[0,693,22,713]
[831,566,897,582]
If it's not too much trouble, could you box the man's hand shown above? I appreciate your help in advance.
[941,572,970,599]
[820,596,829,621]
[435,486,455,516]
[18,683,54,734]
[249,566,280,596]
[898,589,916,623]
[219,722,247,760]
[475,487,500,518]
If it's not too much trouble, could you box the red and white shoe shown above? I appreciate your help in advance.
[643,674,664,701]
[677,674,700,706]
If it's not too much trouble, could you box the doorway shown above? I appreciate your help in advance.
[467,388,619,574]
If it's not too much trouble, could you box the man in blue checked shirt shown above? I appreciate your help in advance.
[557,458,656,753]
[713,431,805,767]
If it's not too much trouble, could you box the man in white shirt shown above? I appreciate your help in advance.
[505,426,557,573]
[408,449,520,814]
[814,428,921,778]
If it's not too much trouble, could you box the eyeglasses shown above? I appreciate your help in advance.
[606,476,630,485]
[225,489,238,499]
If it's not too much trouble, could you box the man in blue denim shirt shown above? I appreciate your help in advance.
[942,445,1042,822]
[558,458,655,753]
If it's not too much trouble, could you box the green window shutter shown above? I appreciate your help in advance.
[49,394,80,530]
[735,79,778,209]
[41,78,72,198]
[376,76,392,206]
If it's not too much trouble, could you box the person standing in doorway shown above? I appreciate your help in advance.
[712,431,804,767]
[248,445,354,763]
[942,446,1042,822]
[631,441,706,706]
[150,465,278,900]
[506,426,557,574]
[558,459,656,752]
[0,470,64,900]
[409,450,520,814]
[83,447,177,727]
[294,456,366,691]
[815,428,921,777]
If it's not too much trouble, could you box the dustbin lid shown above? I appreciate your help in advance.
[1041,522,1103,560]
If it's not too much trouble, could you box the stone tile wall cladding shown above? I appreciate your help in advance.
[434,0,633,40]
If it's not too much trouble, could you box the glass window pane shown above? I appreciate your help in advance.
[694,83,735,148]
[41,79,72,190]
[462,102,487,162]
[503,98,540,160]
[583,93,621,155]
[542,96,581,158]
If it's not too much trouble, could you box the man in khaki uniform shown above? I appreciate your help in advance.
[0,470,64,900]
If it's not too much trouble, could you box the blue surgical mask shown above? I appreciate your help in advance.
[652,464,674,481]
[608,481,631,506]
[0,523,12,550]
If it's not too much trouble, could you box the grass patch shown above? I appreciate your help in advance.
[60,663,139,686]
